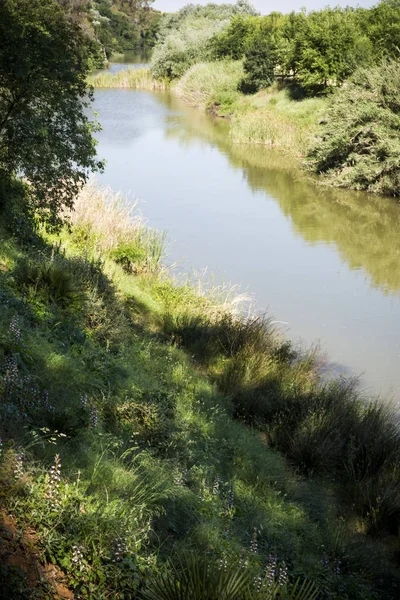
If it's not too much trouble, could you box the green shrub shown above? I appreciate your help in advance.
[240,37,277,93]
[308,60,400,196]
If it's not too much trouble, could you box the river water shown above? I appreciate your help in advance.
[92,67,400,402]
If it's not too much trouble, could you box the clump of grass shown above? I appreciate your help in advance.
[140,553,319,600]
[68,183,166,273]
[87,68,169,90]
[230,86,326,156]
[14,260,83,306]
[175,60,244,108]
[160,307,276,364]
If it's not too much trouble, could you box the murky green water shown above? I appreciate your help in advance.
[92,85,400,401]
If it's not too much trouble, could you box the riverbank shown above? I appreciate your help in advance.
[88,63,324,158]
[88,59,400,197]
[1,183,400,598]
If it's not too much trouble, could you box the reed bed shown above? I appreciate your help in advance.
[88,67,169,90]
[68,182,166,273]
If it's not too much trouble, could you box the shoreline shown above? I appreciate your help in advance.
[2,182,400,597]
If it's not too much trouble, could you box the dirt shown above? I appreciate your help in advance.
[0,511,75,599]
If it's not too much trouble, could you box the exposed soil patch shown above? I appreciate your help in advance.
[0,511,74,599]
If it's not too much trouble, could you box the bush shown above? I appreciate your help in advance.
[307,60,400,196]
[239,37,277,93]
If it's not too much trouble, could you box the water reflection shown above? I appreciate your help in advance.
[92,88,400,400]
[161,93,400,295]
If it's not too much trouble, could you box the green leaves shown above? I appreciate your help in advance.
[140,554,319,600]
[0,0,102,229]
[308,60,400,196]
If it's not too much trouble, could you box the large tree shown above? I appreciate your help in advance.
[0,0,103,228]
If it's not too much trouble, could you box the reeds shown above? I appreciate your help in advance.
[68,183,166,273]
[87,68,169,90]
[175,60,244,108]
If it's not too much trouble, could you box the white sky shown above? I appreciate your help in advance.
[153,0,377,14]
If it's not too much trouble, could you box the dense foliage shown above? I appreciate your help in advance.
[92,0,161,58]
[308,61,400,195]
[0,0,102,229]
[151,0,257,79]
[152,1,400,96]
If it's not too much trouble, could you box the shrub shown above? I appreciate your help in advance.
[239,37,277,93]
[308,60,400,196]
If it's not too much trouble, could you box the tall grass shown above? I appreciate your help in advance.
[88,68,169,90]
[230,87,326,156]
[68,183,166,273]
[175,60,244,108]
[2,182,400,597]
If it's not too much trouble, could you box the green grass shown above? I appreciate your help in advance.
[175,60,244,109]
[1,183,400,598]
[229,85,326,156]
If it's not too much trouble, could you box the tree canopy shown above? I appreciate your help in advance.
[0,0,103,228]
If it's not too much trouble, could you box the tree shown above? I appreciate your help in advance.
[367,0,400,59]
[240,35,277,93]
[293,9,373,95]
[0,0,103,229]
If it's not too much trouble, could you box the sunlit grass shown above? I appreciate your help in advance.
[1,184,400,597]
[87,67,169,90]
[175,60,244,108]
[230,86,327,156]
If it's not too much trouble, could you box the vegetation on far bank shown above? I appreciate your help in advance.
[89,0,400,195]
[55,0,161,66]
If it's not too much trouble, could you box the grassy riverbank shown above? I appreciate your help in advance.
[1,183,400,598]
[176,61,327,157]
[88,62,326,158]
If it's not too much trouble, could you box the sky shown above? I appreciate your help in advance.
[153,0,377,14]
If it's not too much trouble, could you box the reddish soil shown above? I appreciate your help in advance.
[0,511,74,599]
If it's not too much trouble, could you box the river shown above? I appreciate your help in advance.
[91,59,400,402]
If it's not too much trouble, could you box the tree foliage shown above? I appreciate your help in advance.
[151,1,258,80]
[206,1,397,95]
[0,0,103,228]
[308,60,400,196]
[92,0,161,57]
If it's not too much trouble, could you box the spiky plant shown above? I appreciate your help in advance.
[139,555,319,600]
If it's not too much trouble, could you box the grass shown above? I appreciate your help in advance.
[229,85,326,157]
[175,60,244,108]
[172,62,327,156]
[87,67,169,90]
[1,183,400,598]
